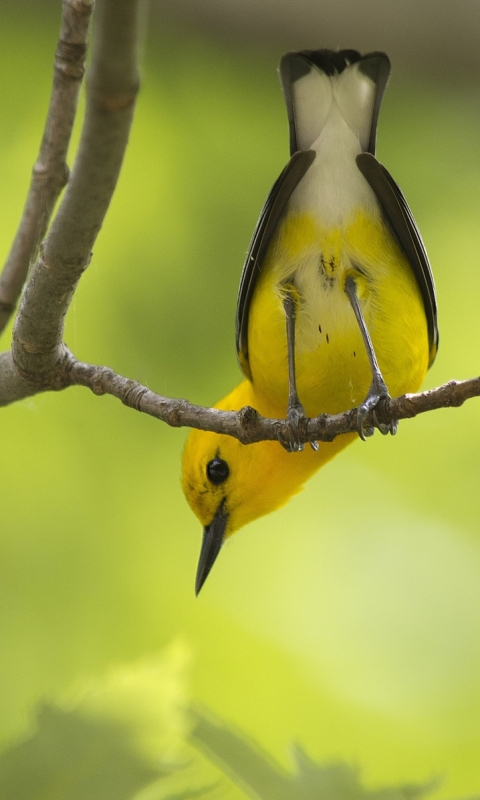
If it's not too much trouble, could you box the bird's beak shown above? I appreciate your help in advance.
[195,501,229,595]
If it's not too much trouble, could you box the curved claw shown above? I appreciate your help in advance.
[282,440,304,453]
[372,410,390,436]
[372,409,398,436]
[356,405,375,441]
[280,405,307,452]
[280,437,304,453]
[357,394,398,441]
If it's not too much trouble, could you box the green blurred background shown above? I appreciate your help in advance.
[1,0,480,795]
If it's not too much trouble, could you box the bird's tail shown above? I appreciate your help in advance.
[279,49,390,157]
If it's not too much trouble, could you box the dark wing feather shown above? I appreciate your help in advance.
[236,149,316,379]
[356,152,438,366]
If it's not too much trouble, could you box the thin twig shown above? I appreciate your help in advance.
[64,358,480,444]
[0,0,94,336]
[1,343,479,443]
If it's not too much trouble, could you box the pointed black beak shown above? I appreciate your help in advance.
[195,502,229,596]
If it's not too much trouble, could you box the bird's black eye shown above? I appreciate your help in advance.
[206,458,229,485]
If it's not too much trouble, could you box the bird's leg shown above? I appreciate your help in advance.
[282,289,318,452]
[344,274,398,440]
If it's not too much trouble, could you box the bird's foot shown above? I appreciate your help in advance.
[280,402,319,453]
[356,380,398,441]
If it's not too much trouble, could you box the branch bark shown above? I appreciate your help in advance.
[64,358,480,445]
[0,0,94,336]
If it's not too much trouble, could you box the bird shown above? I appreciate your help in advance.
[182,49,438,595]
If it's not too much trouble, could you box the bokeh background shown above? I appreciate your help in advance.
[1,0,480,795]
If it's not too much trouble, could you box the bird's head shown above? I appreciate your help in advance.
[181,380,343,594]
[182,420,286,594]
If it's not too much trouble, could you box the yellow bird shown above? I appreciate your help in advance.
[182,49,438,594]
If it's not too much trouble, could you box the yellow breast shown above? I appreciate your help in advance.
[247,209,429,418]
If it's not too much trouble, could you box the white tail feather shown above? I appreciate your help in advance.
[288,58,379,152]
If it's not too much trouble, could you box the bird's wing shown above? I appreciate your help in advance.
[236,149,316,380]
[356,151,438,366]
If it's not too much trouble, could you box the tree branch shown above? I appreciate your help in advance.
[10,0,141,389]
[0,0,94,336]
[0,351,37,405]
[62,357,480,445]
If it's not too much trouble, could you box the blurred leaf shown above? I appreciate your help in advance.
[0,704,164,800]
[191,711,289,799]
[285,747,435,800]
[66,644,192,767]
[191,711,454,800]
[152,790,218,800]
